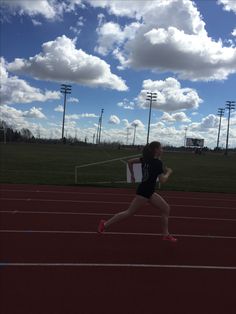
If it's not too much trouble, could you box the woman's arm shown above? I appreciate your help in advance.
[127,158,141,183]
[159,167,173,184]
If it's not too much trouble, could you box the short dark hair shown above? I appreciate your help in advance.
[142,141,161,161]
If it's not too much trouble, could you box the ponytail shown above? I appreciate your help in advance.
[142,141,161,161]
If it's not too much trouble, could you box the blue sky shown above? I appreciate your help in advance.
[1,0,236,147]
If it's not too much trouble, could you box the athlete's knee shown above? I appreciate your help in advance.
[126,206,137,216]
[126,209,134,216]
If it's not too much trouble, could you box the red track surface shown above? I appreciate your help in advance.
[0,184,236,314]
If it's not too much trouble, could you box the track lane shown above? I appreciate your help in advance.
[1,189,236,207]
[1,212,236,236]
[1,266,235,314]
[1,184,236,314]
[1,233,236,266]
[1,183,236,199]
[1,199,236,219]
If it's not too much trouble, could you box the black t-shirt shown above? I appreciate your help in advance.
[140,157,164,186]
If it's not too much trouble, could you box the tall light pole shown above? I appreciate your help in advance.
[96,119,100,144]
[216,108,224,150]
[98,109,104,144]
[74,128,78,141]
[146,92,157,144]
[184,127,188,147]
[126,127,132,145]
[225,101,235,155]
[60,84,72,141]
[132,123,138,146]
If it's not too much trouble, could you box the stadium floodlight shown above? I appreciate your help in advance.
[126,127,132,145]
[216,108,225,149]
[60,84,72,141]
[184,127,188,147]
[132,123,138,146]
[224,101,235,155]
[146,92,157,144]
[96,109,104,144]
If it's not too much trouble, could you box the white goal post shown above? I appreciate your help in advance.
[74,154,141,184]
[74,154,160,186]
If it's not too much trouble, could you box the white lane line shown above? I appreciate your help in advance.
[1,210,236,222]
[0,262,235,270]
[0,197,129,205]
[1,188,236,202]
[1,229,236,239]
[1,197,236,210]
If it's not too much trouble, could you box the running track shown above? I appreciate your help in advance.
[0,184,236,314]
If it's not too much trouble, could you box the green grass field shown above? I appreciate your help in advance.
[0,143,235,193]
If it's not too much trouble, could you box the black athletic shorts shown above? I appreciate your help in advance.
[136,183,155,199]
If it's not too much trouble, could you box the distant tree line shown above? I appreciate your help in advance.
[0,120,34,142]
[1,120,235,151]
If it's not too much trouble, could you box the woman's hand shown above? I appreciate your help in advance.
[166,167,173,175]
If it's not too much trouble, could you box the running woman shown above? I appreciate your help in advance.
[98,141,177,242]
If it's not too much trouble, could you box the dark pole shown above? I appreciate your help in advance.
[62,92,67,139]
[132,124,137,146]
[126,127,131,145]
[146,92,157,144]
[216,108,224,149]
[60,84,72,141]
[184,127,188,147]
[225,101,235,155]
[96,117,100,144]
[98,109,104,144]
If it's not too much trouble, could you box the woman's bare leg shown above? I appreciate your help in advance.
[149,193,170,235]
[104,195,148,229]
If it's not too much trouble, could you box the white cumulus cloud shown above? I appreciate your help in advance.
[66,113,98,120]
[218,0,236,14]
[127,26,236,81]
[232,28,236,37]
[0,0,58,20]
[0,104,46,131]
[138,78,202,112]
[190,114,220,131]
[90,0,236,81]
[0,57,60,106]
[68,97,79,103]
[23,107,46,119]
[161,112,191,123]
[109,115,120,125]
[123,118,145,130]
[117,98,135,110]
[7,35,128,91]
[0,0,84,21]
[131,119,145,128]
[54,105,64,112]
[95,21,140,56]
[32,19,42,26]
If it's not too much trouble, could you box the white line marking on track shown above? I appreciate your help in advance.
[1,210,236,222]
[1,229,236,239]
[1,188,236,202]
[1,197,236,210]
[0,262,235,270]
[1,197,129,204]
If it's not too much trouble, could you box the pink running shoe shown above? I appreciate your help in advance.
[163,235,178,243]
[98,219,106,234]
